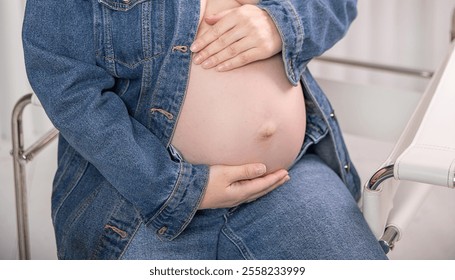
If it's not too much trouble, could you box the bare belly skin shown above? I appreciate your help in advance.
[171,0,306,173]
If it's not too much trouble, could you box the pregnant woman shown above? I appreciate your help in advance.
[22,0,387,259]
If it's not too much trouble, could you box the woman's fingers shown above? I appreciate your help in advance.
[193,29,248,67]
[190,8,236,54]
[195,38,255,69]
[212,46,263,71]
[226,162,268,181]
[199,164,289,209]
[231,168,290,203]
[191,5,282,71]
[242,173,291,203]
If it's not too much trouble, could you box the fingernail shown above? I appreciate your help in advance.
[256,164,267,176]
[202,59,213,68]
[190,43,199,52]
[284,175,291,182]
[216,64,227,72]
[193,54,202,64]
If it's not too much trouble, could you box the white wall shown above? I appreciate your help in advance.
[0,0,53,141]
[310,0,455,93]
[0,0,29,140]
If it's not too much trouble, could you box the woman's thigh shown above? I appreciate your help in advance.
[218,153,388,260]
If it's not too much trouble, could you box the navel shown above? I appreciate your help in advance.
[257,122,277,141]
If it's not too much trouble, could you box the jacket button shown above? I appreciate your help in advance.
[329,110,336,120]
[157,226,168,235]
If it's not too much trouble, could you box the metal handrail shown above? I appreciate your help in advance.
[10,93,59,260]
[315,56,434,79]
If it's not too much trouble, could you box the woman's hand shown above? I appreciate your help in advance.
[190,4,282,71]
[199,163,290,209]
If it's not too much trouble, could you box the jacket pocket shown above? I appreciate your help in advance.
[96,0,163,77]
[99,0,150,11]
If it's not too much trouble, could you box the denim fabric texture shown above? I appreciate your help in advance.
[22,0,367,259]
[120,154,387,260]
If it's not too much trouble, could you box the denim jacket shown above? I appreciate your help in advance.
[23,0,359,259]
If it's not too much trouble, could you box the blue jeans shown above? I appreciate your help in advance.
[120,153,387,260]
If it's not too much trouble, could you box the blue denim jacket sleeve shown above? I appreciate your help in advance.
[258,0,357,85]
[22,0,209,239]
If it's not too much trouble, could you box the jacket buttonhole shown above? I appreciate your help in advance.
[104,224,128,239]
[172,45,188,53]
[157,226,168,235]
[150,108,174,120]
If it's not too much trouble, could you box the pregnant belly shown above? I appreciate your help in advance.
[171,54,306,173]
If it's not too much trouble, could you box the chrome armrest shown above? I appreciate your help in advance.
[363,41,455,253]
